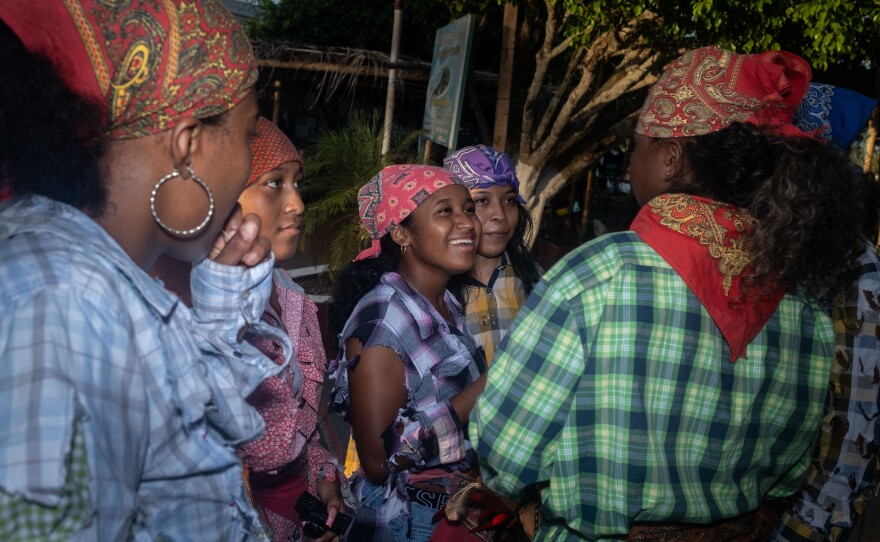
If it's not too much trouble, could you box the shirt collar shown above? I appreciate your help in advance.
[381,271,464,340]
[465,252,510,289]
[0,195,179,317]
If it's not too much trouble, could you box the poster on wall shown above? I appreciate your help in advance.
[421,14,476,154]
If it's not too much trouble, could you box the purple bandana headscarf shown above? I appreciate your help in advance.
[443,145,526,205]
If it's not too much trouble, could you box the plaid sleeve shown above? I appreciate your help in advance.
[0,421,91,540]
[470,266,602,499]
[771,250,880,542]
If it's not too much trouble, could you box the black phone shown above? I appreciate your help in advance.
[295,492,353,537]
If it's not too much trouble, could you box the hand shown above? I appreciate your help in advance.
[208,205,271,267]
[309,480,345,542]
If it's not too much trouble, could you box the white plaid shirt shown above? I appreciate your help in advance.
[0,196,291,541]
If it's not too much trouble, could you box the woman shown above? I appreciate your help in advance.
[443,144,541,365]
[236,117,344,542]
[470,46,871,540]
[328,165,487,541]
[0,2,283,540]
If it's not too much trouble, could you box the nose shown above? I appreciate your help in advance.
[285,186,305,215]
[456,208,476,230]
[487,198,507,222]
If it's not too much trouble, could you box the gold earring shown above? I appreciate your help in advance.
[401,245,408,256]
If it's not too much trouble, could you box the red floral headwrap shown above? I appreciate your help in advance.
[354,164,463,261]
[0,0,258,140]
[246,117,303,188]
[636,46,812,139]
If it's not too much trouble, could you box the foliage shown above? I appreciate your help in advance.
[299,112,419,275]
[449,0,880,243]
[251,0,879,245]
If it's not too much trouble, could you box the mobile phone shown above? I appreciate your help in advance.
[295,492,353,536]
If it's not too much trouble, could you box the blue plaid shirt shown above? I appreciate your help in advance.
[0,196,291,541]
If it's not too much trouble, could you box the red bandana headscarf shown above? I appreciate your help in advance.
[636,46,812,139]
[355,164,463,261]
[0,0,257,139]
[246,117,303,188]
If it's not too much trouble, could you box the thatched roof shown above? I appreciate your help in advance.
[252,39,497,106]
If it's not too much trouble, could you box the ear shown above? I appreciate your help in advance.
[167,116,202,179]
[662,139,686,181]
[390,224,411,248]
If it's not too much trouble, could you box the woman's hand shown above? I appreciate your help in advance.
[310,480,345,542]
[208,204,271,267]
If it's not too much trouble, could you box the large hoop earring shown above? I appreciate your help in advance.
[150,166,215,237]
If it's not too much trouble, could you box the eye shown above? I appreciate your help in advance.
[503,197,517,205]
[266,179,281,189]
[436,207,452,215]
[465,205,476,214]
[474,197,488,206]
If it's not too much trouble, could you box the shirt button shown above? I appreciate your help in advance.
[241,289,251,302]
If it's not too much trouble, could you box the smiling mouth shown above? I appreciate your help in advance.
[450,239,474,246]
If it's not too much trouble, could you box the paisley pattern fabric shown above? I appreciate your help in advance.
[247,117,303,187]
[636,46,812,139]
[355,165,463,261]
[630,193,785,361]
[443,145,525,204]
[793,83,877,149]
[0,0,257,139]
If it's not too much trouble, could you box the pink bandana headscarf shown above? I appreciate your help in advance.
[636,46,812,139]
[246,117,303,187]
[354,164,463,261]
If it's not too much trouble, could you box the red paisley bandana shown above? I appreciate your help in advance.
[0,0,257,139]
[355,164,463,261]
[636,46,812,139]
[630,193,785,361]
[246,117,303,188]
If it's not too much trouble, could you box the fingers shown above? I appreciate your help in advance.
[208,205,244,260]
[211,213,271,267]
[325,504,338,528]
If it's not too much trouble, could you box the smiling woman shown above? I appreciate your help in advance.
[327,165,487,541]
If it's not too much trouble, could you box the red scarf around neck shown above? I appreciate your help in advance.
[630,193,785,361]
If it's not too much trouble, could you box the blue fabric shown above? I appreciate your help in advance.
[0,195,289,540]
[794,83,877,149]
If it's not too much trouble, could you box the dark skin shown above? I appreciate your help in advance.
[345,185,488,484]
[97,93,269,271]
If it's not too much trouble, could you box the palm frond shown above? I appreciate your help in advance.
[300,111,419,274]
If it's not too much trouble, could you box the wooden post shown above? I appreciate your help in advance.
[492,4,517,152]
[382,0,404,156]
[580,169,595,237]
[423,139,433,165]
[272,80,281,126]
[864,112,877,175]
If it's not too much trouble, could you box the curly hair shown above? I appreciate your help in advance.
[670,122,870,300]
[0,21,106,215]
[447,202,542,306]
[328,221,410,336]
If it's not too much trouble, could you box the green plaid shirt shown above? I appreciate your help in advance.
[470,232,834,540]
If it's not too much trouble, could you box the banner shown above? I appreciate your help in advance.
[421,14,476,154]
